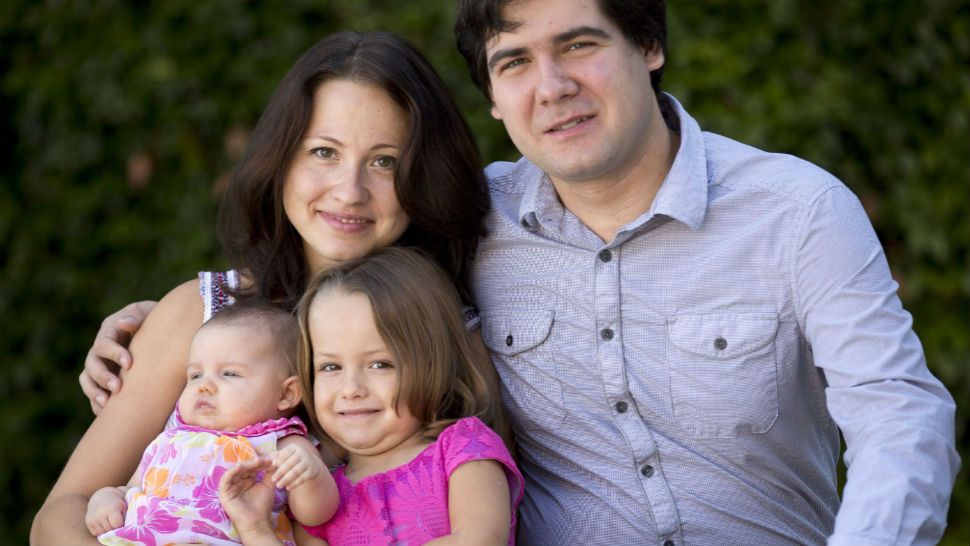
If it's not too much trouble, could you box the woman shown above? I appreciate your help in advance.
[31,31,495,545]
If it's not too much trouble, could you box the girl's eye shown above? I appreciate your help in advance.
[372,155,396,169]
[319,363,339,373]
[369,361,393,370]
[311,147,337,160]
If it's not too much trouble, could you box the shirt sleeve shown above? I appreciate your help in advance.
[441,417,525,511]
[793,185,959,545]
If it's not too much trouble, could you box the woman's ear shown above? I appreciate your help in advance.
[278,375,302,411]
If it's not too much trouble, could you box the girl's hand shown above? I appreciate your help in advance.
[84,486,128,536]
[271,440,326,491]
[218,457,281,544]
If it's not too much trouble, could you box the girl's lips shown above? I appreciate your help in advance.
[318,211,374,234]
[338,409,380,417]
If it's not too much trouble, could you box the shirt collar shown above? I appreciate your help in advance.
[517,93,709,233]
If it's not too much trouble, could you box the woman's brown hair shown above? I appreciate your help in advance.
[295,247,506,451]
[219,32,489,310]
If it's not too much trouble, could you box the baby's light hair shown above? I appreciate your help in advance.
[295,247,503,446]
[201,300,299,377]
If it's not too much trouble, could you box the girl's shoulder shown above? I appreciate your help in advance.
[436,417,518,478]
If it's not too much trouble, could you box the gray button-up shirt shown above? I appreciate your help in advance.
[471,95,958,545]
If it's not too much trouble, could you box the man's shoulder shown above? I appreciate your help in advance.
[702,131,845,207]
[483,157,540,195]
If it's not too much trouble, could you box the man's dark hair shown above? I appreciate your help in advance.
[454,0,667,101]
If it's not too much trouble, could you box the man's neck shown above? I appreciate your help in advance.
[551,125,680,243]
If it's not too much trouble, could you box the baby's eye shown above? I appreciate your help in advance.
[188,372,202,380]
[311,147,337,160]
[222,370,241,378]
[372,155,397,169]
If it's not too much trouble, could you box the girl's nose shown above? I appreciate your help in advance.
[340,370,367,399]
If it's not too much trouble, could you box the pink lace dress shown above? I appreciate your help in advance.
[303,417,523,546]
[97,412,307,546]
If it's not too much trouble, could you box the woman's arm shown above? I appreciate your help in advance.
[31,280,203,546]
[425,459,512,546]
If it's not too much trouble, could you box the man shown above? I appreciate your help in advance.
[454,0,957,544]
[82,1,958,543]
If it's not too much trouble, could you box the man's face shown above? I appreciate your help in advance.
[485,0,665,187]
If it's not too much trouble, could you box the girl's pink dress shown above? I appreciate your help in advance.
[304,416,524,546]
[97,412,307,546]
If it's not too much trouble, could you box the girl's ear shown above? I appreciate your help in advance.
[278,375,302,412]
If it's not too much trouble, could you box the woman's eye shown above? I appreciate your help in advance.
[311,147,337,160]
[372,155,396,169]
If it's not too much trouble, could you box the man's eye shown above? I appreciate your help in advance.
[502,58,526,72]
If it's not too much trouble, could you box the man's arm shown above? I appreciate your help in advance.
[794,185,959,545]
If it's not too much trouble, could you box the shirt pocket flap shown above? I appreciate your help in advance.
[481,309,555,356]
[668,313,778,360]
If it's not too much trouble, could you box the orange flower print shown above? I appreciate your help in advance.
[143,467,170,497]
[275,511,294,542]
[215,435,256,463]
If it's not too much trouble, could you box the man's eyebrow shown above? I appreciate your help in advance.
[488,47,528,73]
[553,26,611,45]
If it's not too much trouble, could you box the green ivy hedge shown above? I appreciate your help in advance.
[2,1,966,543]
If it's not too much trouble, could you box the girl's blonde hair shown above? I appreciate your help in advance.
[295,247,506,451]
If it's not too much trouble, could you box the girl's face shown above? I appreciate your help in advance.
[177,323,296,432]
[308,290,425,464]
[284,79,411,275]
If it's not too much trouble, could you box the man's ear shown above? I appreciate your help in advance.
[643,41,665,71]
[278,375,302,412]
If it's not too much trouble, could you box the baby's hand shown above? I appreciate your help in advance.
[271,440,326,491]
[85,486,128,536]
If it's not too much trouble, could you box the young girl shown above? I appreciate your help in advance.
[225,247,523,545]
[84,302,338,546]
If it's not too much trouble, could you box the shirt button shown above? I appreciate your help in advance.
[714,337,727,350]
[663,541,675,546]
[598,249,612,262]
[640,464,654,478]
[506,335,513,347]
[600,328,614,340]
[615,400,628,413]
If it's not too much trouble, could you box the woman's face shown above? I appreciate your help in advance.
[284,79,411,274]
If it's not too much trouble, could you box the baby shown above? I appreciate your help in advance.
[85,300,337,546]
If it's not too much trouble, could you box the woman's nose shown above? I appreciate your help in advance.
[330,164,368,205]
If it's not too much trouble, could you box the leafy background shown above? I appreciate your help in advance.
[2,1,967,543]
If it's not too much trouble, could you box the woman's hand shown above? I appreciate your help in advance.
[79,301,156,414]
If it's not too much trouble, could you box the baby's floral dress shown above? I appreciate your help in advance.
[97,411,307,546]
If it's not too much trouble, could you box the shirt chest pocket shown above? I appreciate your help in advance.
[481,309,566,433]
[666,313,779,438]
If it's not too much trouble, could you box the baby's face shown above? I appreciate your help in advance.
[177,323,290,432]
